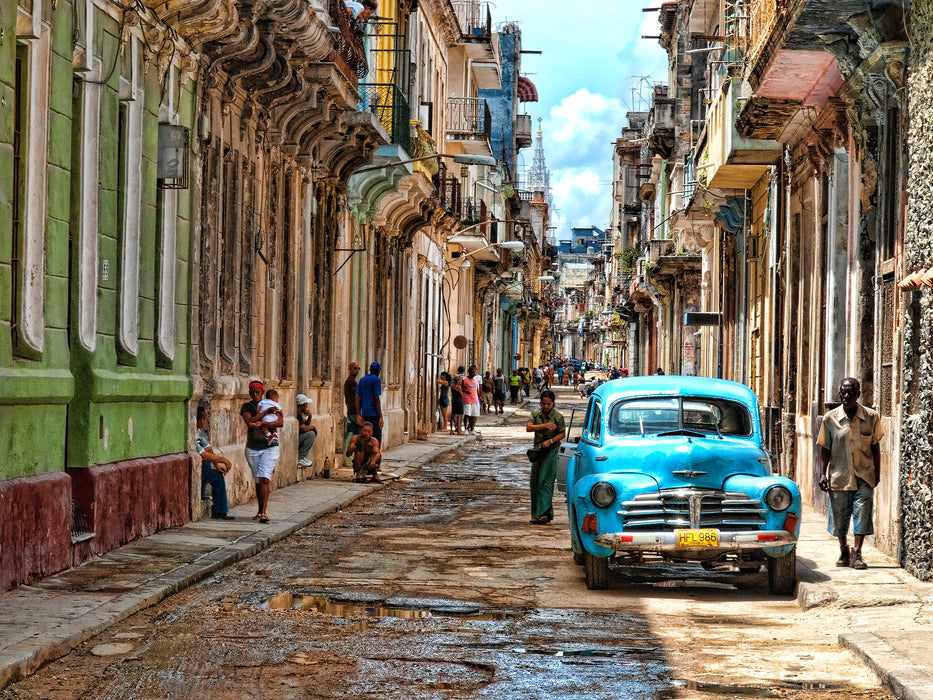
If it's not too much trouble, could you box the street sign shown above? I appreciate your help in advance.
[684,312,721,326]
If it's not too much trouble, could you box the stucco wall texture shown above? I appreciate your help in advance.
[901,3,933,579]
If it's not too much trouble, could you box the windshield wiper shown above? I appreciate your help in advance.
[657,428,707,438]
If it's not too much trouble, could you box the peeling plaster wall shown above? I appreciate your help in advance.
[900,3,933,578]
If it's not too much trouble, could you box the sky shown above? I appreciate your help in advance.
[490,1,668,243]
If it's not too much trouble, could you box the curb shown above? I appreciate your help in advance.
[839,632,933,700]
[795,581,838,611]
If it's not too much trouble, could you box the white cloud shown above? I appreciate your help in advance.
[548,90,626,145]
[553,169,601,198]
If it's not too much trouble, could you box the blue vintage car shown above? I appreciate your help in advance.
[556,376,801,594]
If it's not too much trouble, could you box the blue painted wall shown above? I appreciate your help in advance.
[480,31,517,171]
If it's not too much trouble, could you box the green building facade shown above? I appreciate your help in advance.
[0,0,195,591]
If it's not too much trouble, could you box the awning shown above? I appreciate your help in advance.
[517,76,538,102]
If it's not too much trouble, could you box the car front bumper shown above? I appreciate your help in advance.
[593,529,797,553]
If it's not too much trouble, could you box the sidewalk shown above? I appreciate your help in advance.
[795,505,933,700]
[1,398,932,699]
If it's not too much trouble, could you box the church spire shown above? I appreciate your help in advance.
[528,117,551,206]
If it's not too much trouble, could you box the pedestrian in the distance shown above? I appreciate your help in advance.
[240,380,282,524]
[482,371,495,415]
[525,389,566,525]
[344,361,361,437]
[196,406,234,520]
[493,368,507,414]
[508,368,521,404]
[296,394,317,468]
[356,361,384,445]
[450,374,464,434]
[461,366,481,433]
[817,377,884,570]
[437,372,451,431]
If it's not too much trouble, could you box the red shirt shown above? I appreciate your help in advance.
[461,376,480,404]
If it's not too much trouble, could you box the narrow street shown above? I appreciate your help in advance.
[1,388,890,699]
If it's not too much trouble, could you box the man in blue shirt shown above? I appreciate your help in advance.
[356,361,384,444]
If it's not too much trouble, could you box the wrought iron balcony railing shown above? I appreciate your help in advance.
[328,0,368,85]
[446,97,492,138]
[436,162,462,216]
[452,0,491,37]
[745,0,778,65]
[358,83,411,153]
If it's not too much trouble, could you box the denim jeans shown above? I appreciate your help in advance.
[201,463,229,515]
[828,477,874,537]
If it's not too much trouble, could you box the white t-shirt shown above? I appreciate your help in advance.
[258,399,281,424]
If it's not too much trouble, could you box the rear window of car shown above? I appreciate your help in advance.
[608,396,753,437]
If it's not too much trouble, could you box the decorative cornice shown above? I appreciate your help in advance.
[422,0,462,47]
[714,195,751,234]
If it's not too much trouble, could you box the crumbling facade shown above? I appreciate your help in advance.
[621,0,911,565]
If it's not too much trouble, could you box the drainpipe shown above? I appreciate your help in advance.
[659,159,668,239]
[742,190,749,386]
[768,167,779,455]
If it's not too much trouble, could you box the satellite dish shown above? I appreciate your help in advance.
[453,335,468,349]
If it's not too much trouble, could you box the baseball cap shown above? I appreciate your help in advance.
[296,394,311,405]
[370,361,381,371]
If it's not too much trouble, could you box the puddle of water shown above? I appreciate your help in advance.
[511,646,656,658]
[264,592,512,621]
[649,579,738,591]
[671,678,851,695]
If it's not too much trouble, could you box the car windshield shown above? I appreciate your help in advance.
[608,396,753,437]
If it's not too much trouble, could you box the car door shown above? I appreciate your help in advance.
[556,408,585,493]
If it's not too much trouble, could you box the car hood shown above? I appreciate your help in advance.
[599,435,768,491]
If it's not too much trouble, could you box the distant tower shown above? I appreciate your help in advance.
[527,117,551,207]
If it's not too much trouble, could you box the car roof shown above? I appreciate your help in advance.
[591,375,758,409]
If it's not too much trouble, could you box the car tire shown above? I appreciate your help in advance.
[767,548,796,595]
[573,550,585,566]
[584,552,609,589]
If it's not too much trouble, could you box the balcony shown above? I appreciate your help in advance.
[446,97,492,156]
[515,113,532,149]
[647,97,676,159]
[358,84,411,153]
[435,162,462,218]
[744,0,779,67]
[328,0,368,86]
[453,1,495,61]
[699,80,782,189]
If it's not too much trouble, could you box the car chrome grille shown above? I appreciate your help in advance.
[618,489,766,531]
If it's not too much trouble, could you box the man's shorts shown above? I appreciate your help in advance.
[245,445,280,481]
[463,402,480,417]
[828,477,874,537]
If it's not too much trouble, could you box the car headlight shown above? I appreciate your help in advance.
[590,482,617,509]
[765,485,792,511]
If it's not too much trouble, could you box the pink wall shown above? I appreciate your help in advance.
[0,454,191,592]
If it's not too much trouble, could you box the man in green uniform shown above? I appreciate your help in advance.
[526,390,566,525]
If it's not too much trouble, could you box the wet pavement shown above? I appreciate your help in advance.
[0,391,894,698]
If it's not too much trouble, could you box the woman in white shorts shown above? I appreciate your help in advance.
[241,380,282,523]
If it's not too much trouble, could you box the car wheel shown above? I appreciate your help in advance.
[584,552,609,589]
[767,548,796,595]
[573,550,585,566]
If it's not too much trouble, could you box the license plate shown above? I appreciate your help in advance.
[676,528,719,547]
